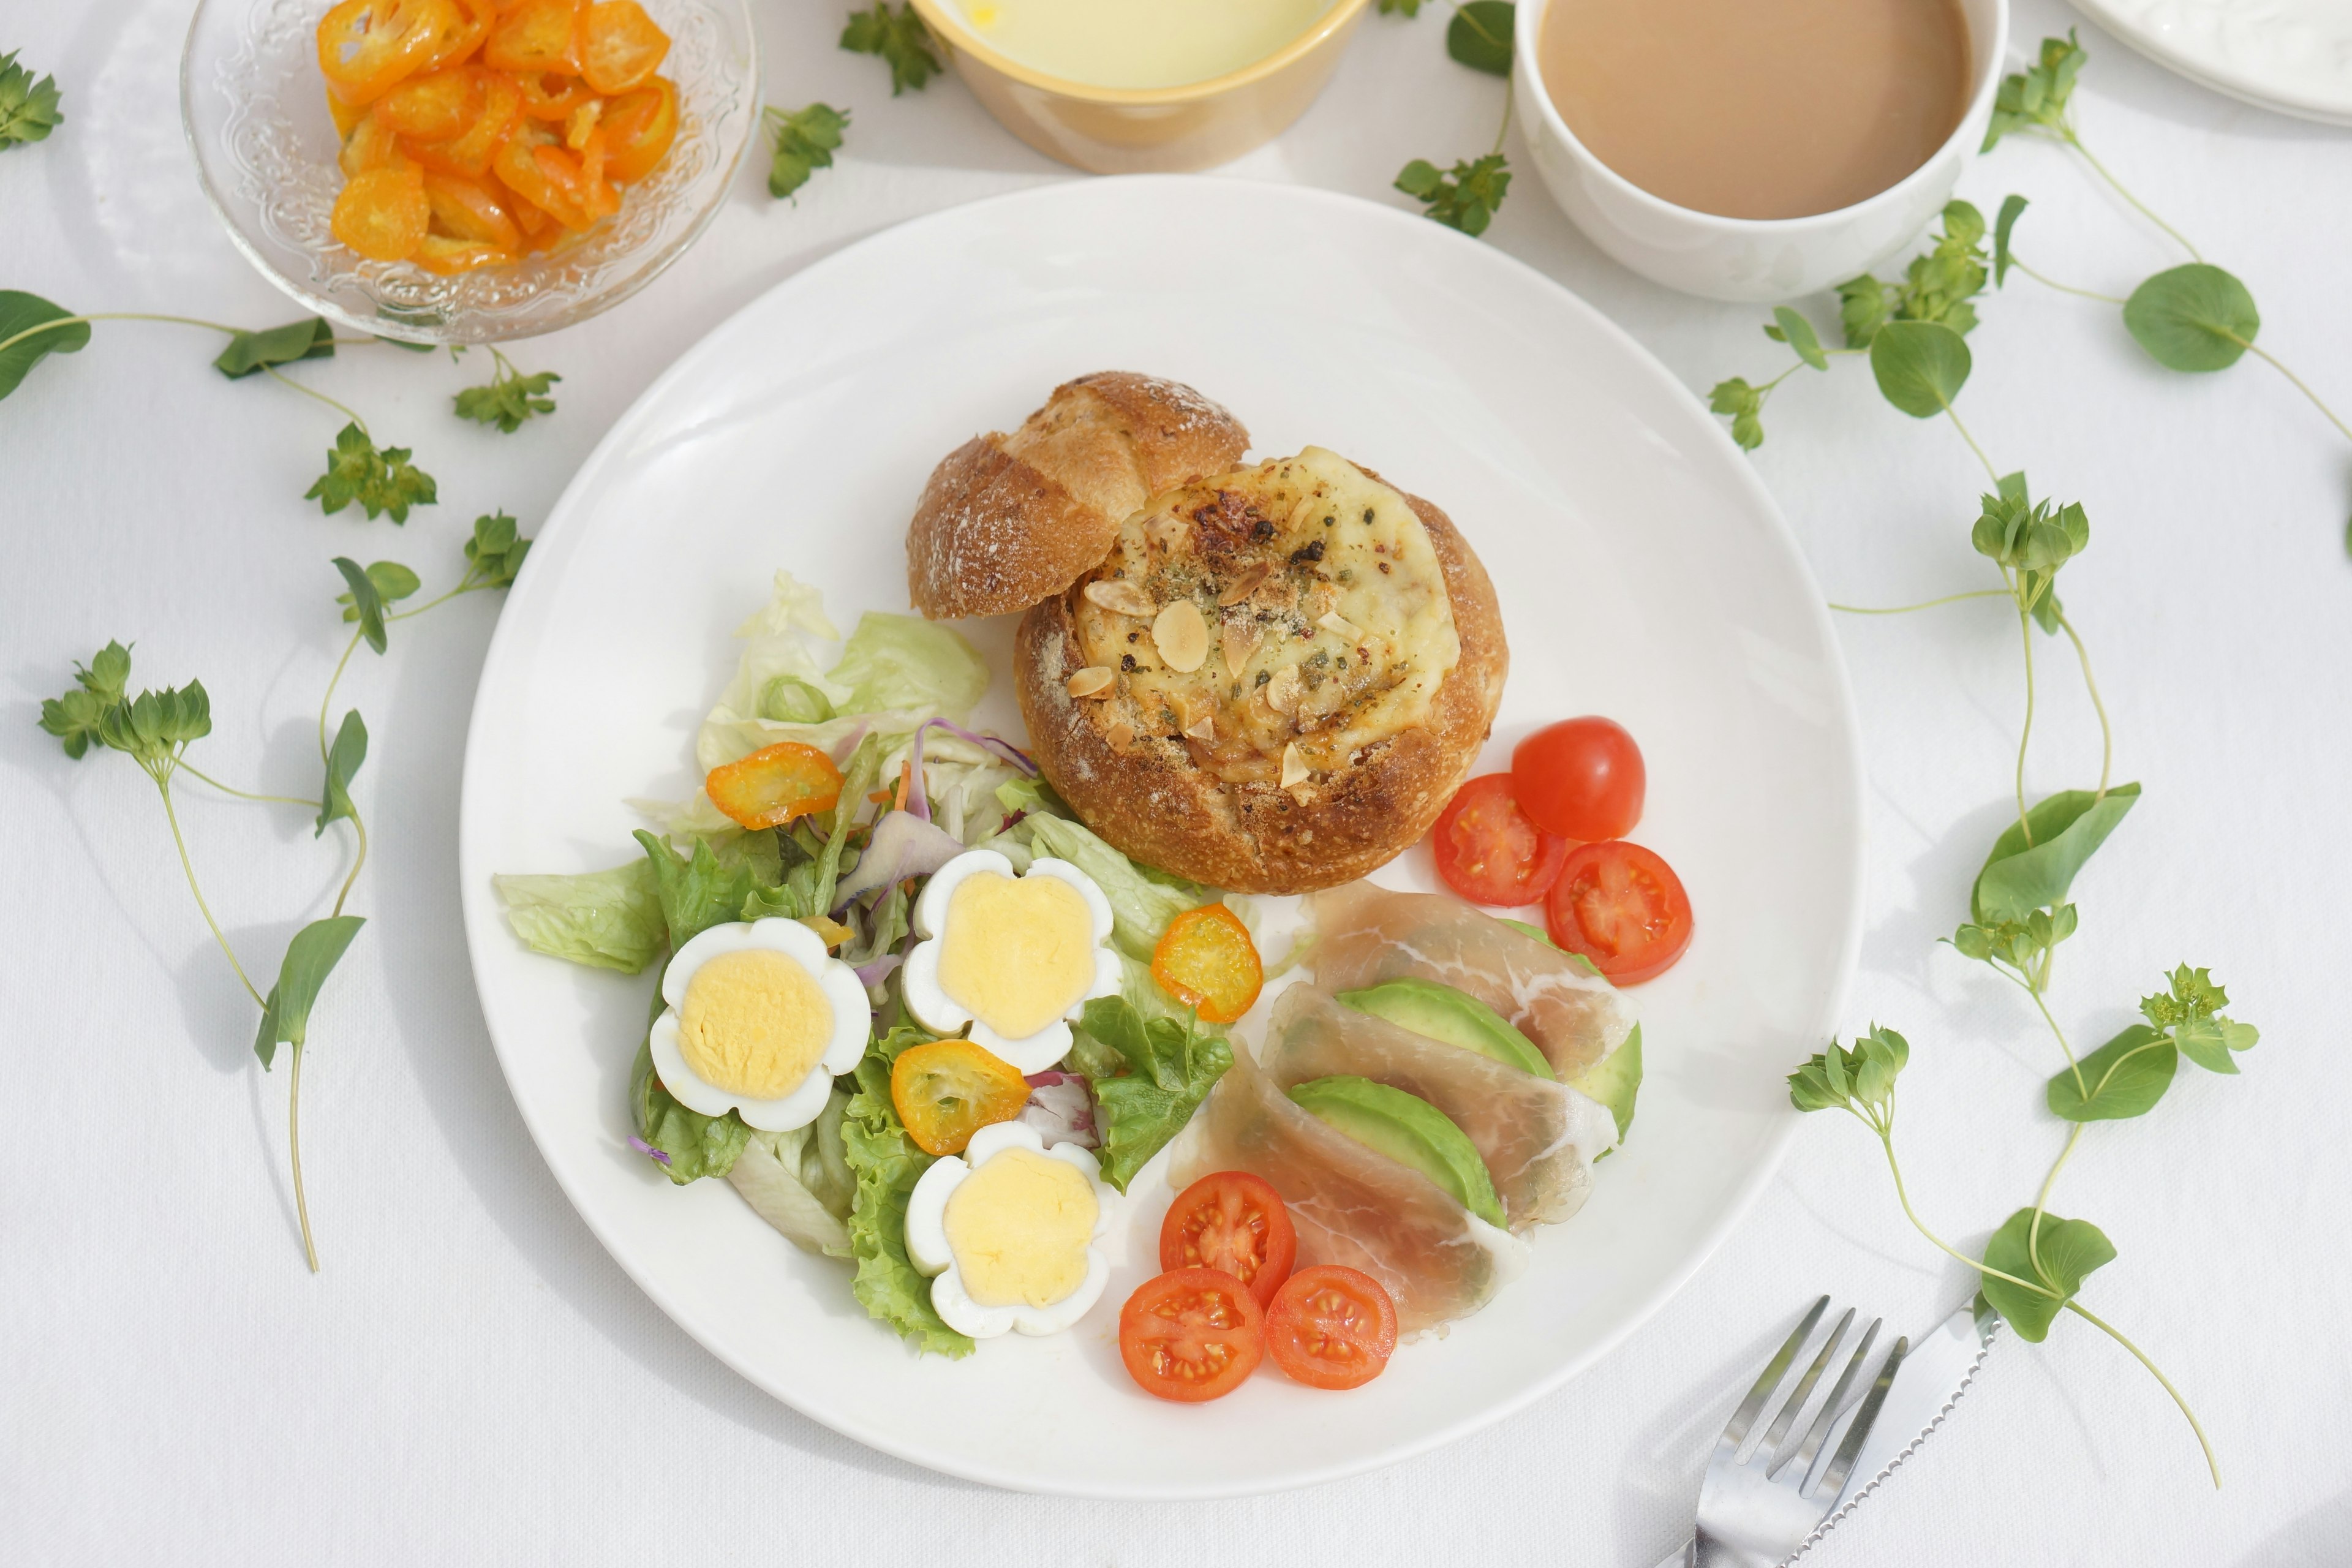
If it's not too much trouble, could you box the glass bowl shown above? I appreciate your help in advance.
[181,0,759,344]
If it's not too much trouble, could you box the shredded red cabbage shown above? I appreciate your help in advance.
[626,1135,672,1167]
[904,718,1038,823]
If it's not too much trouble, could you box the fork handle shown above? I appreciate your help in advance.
[1651,1541,1696,1568]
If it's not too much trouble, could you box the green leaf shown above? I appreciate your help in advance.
[829,611,989,717]
[37,640,132,760]
[758,674,836,723]
[842,1026,973,1355]
[1972,783,2141,924]
[0,50,63,148]
[454,358,559,433]
[1978,1206,2114,1341]
[462,510,531,589]
[1982,31,2085,152]
[1770,307,1828,370]
[0,290,89,401]
[1869,320,1972,418]
[1836,275,1890,349]
[1378,0,1427,13]
[1708,376,1766,451]
[630,1022,752,1183]
[332,557,389,654]
[98,679,213,770]
[213,317,334,380]
[1075,995,1234,1192]
[2124,264,2260,372]
[337,560,420,623]
[633,829,766,952]
[305,423,438,521]
[1446,1,1515,74]
[253,915,366,1069]
[495,861,666,974]
[765,101,848,199]
[1993,195,2027,286]
[840,2,941,94]
[2047,1024,2176,1121]
[1394,153,1511,236]
[2141,965,2256,1073]
[315,710,368,837]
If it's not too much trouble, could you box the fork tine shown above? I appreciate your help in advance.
[1721,1295,1828,1449]
[1756,1306,1853,1460]
[1777,1317,1880,1481]
[1814,1333,1911,1499]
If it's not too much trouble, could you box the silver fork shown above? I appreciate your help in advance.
[1653,1297,1910,1568]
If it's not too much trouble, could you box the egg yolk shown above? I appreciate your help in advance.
[943,1147,1099,1308]
[675,949,834,1100]
[935,871,1096,1040]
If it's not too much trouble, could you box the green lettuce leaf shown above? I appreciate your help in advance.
[731,1088,855,1255]
[634,828,769,951]
[828,611,988,718]
[842,1025,973,1357]
[1023,813,1214,960]
[1073,995,1233,1193]
[629,1020,751,1185]
[494,861,665,973]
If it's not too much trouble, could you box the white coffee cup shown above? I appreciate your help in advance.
[1513,0,2010,303]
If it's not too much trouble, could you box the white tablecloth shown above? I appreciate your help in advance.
[7,1,2350,1561]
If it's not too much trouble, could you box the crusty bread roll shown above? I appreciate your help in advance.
[1015,448,1506,895]
[906,372,1250,620]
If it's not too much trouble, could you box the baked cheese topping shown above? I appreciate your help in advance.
[1072,448,1461,786]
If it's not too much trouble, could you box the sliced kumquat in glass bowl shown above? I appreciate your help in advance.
[331,165,432,260]
[421,170,524,251]
[370,64,483,140]
[580,0,672,94]
[414,233,518,274]
[600,75,676,181]
[484,0,585,74]
[317,0,462,105]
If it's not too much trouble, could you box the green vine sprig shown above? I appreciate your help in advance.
[36,513,532,1272]
[1392,1,1518,235]
[0,291,560,521]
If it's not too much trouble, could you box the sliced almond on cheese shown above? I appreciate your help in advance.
[1066,666,1115,699]
[1221,615,1261,678]
[1280,742,1311,789]
[1218,562,1272,606]
[1084,578,1158,617]
[1264,663,1304,717]
[1317,611,1362,642]
[1153,600,1210,673]
[1184,712,1216,742]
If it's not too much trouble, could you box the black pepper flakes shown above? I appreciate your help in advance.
[1378,561,1392,575]
[1362,507,1374,524]
[1289,538,1326,564]
[1255,669,1272,686]
[1121,653,1139,671]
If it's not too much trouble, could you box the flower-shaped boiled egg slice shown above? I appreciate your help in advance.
[647,918,870,1132]
[904,1120,1117,1338]
[902,849,1121,1074]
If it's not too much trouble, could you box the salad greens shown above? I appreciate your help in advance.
[1068,997,1234,1194]
[492,863,664,974]
[843,1026,973,1357]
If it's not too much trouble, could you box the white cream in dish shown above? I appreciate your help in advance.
[902,849,1122,1074]
[905,1120,1118,1337]
[948,0,1338,89]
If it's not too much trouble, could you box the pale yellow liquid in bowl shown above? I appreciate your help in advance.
[1539,0,1972,220]
[952,0,1339,90]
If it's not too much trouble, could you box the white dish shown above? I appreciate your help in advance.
[456,175,1865,1498]
[2070,0,2352,126]
[1512,0,2009,303]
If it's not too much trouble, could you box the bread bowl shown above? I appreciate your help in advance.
[1014,447,1507,894]
[906,372,1250,620]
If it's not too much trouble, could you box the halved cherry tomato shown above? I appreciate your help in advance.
[421,169,523,250]
[370,65,482,140]
[316,0,462,105]
[516,67,597,120]
[337,110,413,176]
[703,741,844,830]
[413,233,516,274]
[1159,1171,1295,1308]
[579,0,671,95]
[1264,1265,1398,1390]
[600,74,676,182]
[406,66,521,176]
[484,0,583,74]
[889,1039,1031,1157]
[1512,716,1646,842]
[331,165,431,260]
[1544,840,1692,985]
[1150,903,1262,1023]
[1430,773,1570,907]
[1118,1268,1265,1403]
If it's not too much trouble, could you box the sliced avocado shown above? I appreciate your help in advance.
[1499,918,1605,979]
[1568,1023,1643,1150]
[1287,1074,1507,1227]
[1336,977,1555,1080]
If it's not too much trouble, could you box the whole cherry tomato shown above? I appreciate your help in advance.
[1512,716,1646,842]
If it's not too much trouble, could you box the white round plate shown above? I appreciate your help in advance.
[456,175,1864,1498]
[2070,0,2352,126]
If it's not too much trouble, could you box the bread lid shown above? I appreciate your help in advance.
[905,372,1249,620]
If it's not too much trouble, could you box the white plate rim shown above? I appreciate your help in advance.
[455,173,1867,1498]
[2067,0,2352,127]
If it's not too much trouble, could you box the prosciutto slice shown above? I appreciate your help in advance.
[1310,883,1637,1078]
[1259,985,1618,1231]
[1172,1041,1526,1333]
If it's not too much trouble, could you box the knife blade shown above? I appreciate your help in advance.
[1787,1303,1999,1561]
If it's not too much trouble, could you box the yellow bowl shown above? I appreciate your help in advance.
[908,0,1371,173]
